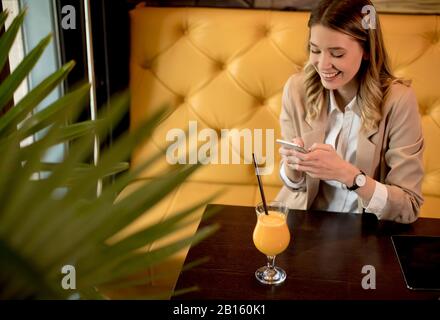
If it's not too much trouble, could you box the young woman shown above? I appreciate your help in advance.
[276,0,424,223]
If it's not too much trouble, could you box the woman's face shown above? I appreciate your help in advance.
[309,24,365,92]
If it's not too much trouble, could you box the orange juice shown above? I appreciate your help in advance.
[253,210,290,256]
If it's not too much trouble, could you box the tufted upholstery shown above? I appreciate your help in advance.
[116,6,440,298]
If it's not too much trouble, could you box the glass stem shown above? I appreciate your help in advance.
[266,255,276,270]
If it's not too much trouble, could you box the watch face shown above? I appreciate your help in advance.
[356,174,367,187]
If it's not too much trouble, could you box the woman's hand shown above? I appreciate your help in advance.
[293,143,359,186]
[279,137,306,182]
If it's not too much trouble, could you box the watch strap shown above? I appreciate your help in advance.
[347,170,366,191]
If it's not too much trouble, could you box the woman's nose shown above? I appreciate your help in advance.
[319,53,332,70]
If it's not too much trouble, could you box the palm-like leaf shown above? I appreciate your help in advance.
[0,10,217,299]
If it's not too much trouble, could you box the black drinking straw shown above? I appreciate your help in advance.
[252,153,269,215]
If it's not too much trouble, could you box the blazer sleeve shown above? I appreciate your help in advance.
[381,86,424,223]
[278,75,307,191]
[280,76,298,142]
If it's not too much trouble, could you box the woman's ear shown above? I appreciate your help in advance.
[363,51,369,60]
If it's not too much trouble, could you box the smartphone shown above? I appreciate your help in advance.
[276,139,308,153]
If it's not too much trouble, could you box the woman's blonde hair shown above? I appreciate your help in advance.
[304,0,406,131]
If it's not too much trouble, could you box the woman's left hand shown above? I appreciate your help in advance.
[292,143,357,185]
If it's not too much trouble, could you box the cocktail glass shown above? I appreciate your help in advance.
[253,201,290,285]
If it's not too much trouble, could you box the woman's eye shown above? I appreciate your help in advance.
[311,50,320,54]
[332,53,344,58]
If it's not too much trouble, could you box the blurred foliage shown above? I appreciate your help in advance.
[0,9,217,299]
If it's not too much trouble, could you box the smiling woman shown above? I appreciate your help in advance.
[276,0,425,224]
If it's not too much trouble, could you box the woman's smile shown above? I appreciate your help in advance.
[321,70,341,81]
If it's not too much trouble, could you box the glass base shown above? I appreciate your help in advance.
[255,266,286,285]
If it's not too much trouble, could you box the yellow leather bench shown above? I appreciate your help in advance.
[116,6,440,298]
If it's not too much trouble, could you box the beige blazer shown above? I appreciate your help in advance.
[275,72,424,224]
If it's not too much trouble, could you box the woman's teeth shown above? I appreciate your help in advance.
[321,71,340,80]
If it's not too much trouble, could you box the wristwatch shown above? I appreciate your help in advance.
[347,170,367,191]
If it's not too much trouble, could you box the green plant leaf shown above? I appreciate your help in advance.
[56,120,101,141]
[38,163,201,268]
[0,121,64,234]
[0,60,76,136]
[14,99,161,255]
[17,82,90,139]
[0,33,52,113]
[84,224,219,288]
[77,194,222,275]
[38,161,129,182]
[0,238,66,299]
[0,10,8,31]
[2,84,94,237]
[18,101,166,239]
[106,194,219,255]
[0,9,25,73]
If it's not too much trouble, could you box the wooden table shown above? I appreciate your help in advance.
[173,204,440,300]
